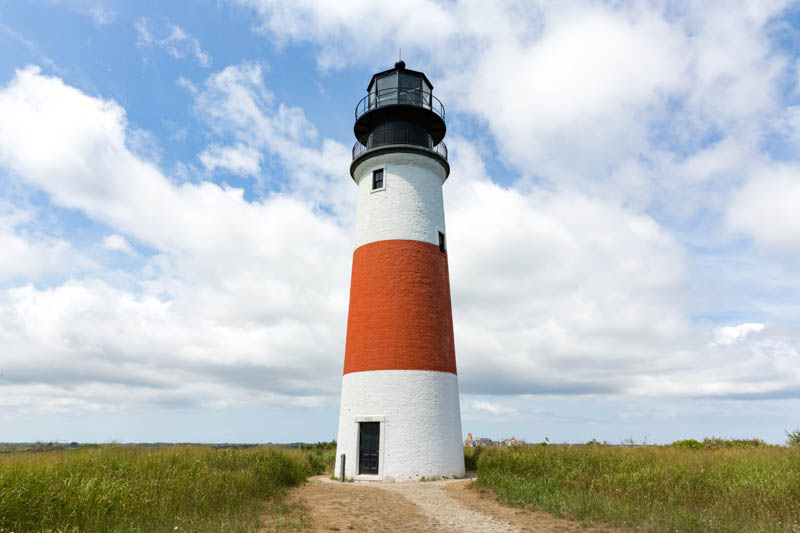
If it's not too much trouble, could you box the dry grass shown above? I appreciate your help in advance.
[0,444,334,532]
[476,444,800,533]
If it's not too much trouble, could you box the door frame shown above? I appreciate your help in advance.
[353,415,386,480]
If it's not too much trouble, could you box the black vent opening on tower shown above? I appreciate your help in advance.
[438,231,446,253]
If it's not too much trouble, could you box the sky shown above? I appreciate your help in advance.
[0,0,799,445]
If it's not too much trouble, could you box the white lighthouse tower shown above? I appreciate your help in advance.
[335,62,465,481]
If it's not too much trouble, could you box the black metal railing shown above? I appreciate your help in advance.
[352,133,447,161]
[371,125,433,149]
[355,88,445,121]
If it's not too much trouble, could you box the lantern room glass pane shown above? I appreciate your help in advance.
[399,72,421,105]
[399,72,421,89]
[422,79,432,108]
[376,73,397,106]
[368,80,377,109]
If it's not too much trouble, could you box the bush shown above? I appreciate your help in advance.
[671,437,768,450]
[787,429,800,447]
[671,438,704,449]
[463,445,484,471]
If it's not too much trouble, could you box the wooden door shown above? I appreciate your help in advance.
[358,422,379,475]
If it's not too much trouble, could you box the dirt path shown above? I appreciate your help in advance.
[265,476,625,533]
[377,477,519,533]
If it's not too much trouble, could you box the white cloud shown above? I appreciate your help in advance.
[199,143,262,176]
[185,62,353,219]
[234,0,791,203]
[726,165,800,251]
[0,66,351,415]
[89,6,115,25]
[445,140,691,396]
[102,234,134,254]
[3,0,800,420]
[135,18,211,67]
[472,401,518,418]
[713,323,765,345]
[0,201,77,281]
[224,0,800,403]
[237,0,457,70]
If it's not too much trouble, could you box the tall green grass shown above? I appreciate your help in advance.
[0,444,333,533]
[476,444,800,533]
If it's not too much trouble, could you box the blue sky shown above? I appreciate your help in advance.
[1,0,799,445]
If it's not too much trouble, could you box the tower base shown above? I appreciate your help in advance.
[335,369,465,481]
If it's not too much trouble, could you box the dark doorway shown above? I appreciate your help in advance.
[358,422,380,475]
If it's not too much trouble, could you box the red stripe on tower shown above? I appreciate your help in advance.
[344,239,457,375]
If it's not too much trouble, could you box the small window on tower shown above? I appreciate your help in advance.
[438,231,446,253]
[372,169,384,190]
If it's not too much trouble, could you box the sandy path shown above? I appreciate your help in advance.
[264,476,626,532]
[377,477,520,533]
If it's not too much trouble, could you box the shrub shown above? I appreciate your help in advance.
[671,437,768,450]
[671,439,705,449]
[463,445,484,471]
[787,429,800,447]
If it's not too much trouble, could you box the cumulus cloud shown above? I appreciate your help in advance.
[227,0,800,402]
[234,0,791,204]
[472,401,519,418]
[199,144,262,176]
[135,18,211,67]
[0,66,351,414]
[102,234,134,254]
[2,0,800,420]
[714,323,765,346]
[0,201,78,281]
[183,62,353,219]
[446,140,691,396]
[726,165,800,251]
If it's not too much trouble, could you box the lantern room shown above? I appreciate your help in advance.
[352,61,448,177]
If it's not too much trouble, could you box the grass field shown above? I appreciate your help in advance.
[474,443,800,533]
[0,443,335,533]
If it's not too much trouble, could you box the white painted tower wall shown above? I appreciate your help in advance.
[335,152,465,481]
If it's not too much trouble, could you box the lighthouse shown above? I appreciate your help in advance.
[335,62,465,481]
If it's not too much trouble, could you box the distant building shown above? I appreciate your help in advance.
[464,433,526,447]
[464,433,496,447]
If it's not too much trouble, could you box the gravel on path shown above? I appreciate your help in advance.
[269,475,627,533]
[374,477,520,533]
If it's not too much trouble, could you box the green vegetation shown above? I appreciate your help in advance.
[670,437,769,450]
[476,442,800,533]
[297,440,337,477]
[463,445,484,471]
[787,429,800,447]
[0,443,336,533]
